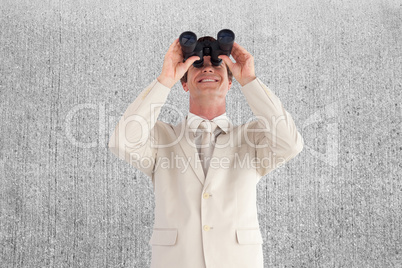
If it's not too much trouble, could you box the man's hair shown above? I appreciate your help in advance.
[180,36,233,84]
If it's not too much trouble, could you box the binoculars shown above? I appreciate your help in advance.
[179,29,235,68]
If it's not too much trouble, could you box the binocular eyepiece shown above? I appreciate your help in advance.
[179,29,235,68]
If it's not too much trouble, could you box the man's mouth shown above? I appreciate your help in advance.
[198,78,219,83]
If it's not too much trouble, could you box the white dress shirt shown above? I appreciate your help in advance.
[186,112,231,175]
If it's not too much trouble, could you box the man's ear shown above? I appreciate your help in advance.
[228,78,233,90]
[181,81,189,92]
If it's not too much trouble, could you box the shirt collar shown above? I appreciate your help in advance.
[186,112,232,135]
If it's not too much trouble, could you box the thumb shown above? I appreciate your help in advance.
[218,55,234,71]
[184,56,201,70]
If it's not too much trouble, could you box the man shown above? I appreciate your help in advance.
[108,36,304,268]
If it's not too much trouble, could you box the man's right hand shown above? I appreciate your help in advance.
[157,38,200,88]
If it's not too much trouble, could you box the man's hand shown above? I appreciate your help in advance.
[157,38,200,88]
[218,42,256,87]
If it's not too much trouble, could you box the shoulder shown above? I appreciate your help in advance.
[153,119,185,142]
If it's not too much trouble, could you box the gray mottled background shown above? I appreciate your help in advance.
[1,0,401,267]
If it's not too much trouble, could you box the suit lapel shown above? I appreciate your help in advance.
[173,118,205,186]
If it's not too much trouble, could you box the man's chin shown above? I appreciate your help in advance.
[197,83,220,89]
[199,87,220,93]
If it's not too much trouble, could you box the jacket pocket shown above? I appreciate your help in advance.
[149,228,178,246]
[236,228,263,245]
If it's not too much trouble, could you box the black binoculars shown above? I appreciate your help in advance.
[179,29,235,68]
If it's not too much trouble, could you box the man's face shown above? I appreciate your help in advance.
[182,56,232,99]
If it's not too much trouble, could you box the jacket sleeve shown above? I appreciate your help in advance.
[108,79,171,177]
[241,78,304,177]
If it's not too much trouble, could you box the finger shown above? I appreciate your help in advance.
[164,39,183,61]
[169,38,179,49]
[230,42,250,61]
[183,55,201,70]
[172,38,186,58]
[172,39,182,52]
[167,38,180,53]
[232,42,249,54]
[218,55,235,71]
[233,42,246,50]
[230,42,241,55]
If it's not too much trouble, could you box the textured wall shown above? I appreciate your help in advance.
[1,0,401,267]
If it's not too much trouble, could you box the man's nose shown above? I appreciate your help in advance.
[202,63,214,73]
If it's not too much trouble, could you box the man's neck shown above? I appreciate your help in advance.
[189,99,226,120]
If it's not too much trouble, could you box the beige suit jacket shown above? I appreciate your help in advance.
[108,77,304,268]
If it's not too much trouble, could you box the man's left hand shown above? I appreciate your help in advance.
[219,42,256,87]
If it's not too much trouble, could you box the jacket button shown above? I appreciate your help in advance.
[203,193,210,199]
[203,225,210,231]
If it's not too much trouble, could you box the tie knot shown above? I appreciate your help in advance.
[199,120,217,133]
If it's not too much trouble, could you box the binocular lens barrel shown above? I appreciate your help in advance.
[179,29,235,67]
[217,29,235,52]
[179,31,197,54]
